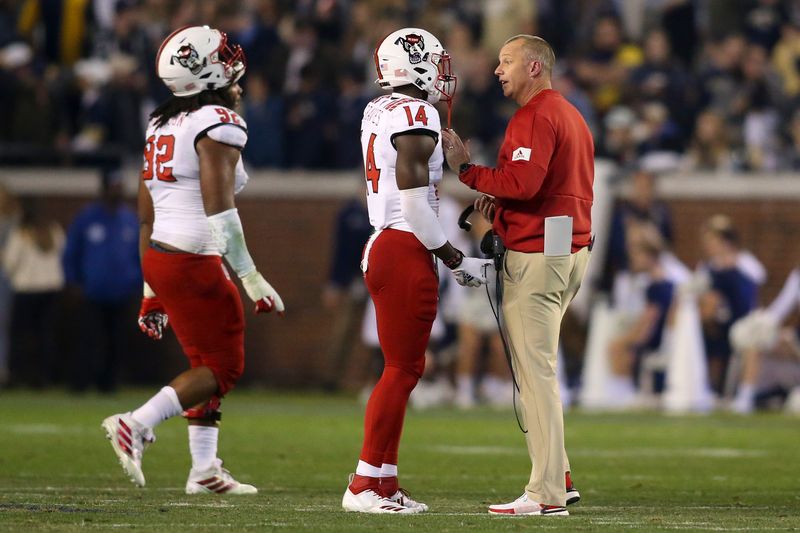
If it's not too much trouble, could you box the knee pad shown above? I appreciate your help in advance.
[182,396,222,422]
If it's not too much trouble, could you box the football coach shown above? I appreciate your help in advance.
[442,34,594,516]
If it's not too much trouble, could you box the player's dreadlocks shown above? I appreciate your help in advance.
[150,85,238,128]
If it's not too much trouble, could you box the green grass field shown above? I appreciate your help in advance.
[0,389,797,531]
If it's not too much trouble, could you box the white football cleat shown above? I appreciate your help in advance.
[488,493,568,516]
[186,458,257,495]
[101,413,154,488]
[388,488,429,512]
[566,486,581,505]
[342,475,417,514]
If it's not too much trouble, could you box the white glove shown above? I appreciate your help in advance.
[241,270,285,316]
[452,257,494,287]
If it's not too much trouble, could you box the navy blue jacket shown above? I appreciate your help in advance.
[63,203,142,303]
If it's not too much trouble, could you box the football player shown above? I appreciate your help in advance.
[341,28,491,514]
[101,25,283,494]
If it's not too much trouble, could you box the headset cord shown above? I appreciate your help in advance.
[485,264,527,434]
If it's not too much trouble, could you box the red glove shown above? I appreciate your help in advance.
[138,297,169,340]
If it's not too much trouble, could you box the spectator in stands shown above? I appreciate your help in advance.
[628,27,691,134]
[242,71,285,168]
[734,43,785,171]
[62,169,141,393]
[682,110,736,172]
[284,64,335,168]
[70,54,146,158]
[574,14,643,113]
[1,0,800,172]
[697,34,746,118]
[334,65,372,168]
[772,21,800,100]
[242,0,289,92]
[2,197,64,387]
[782,109,800,169]
[744,0,788,52]
[552,66,598,140]
[16,0,91,65]
[635,101,683,156]
[698,215,760,395]
[659,0,698,68]
[449,48,507,164]
[600,105,639,166]
[608,225,675,398]
[0,42,57,151]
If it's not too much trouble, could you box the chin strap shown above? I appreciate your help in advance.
[446,96,453,129]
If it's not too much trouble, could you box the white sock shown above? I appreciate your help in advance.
[734,384,756,406]
[456,375,474,397]
[188,425,219,472]
[131,386,182,429]
[355,460,381,478]
[380,463,397,478]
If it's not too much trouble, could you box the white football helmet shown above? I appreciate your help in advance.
[156,25,246,97]
[374,28,456,104]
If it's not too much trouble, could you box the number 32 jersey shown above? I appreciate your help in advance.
[142,105,249,255]
[361,93,443,232]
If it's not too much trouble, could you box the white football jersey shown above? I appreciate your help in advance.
[361,93,443,232]
[143,105,249,254]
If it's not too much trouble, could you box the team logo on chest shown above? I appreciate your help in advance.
[395,34,427,64]
[174,43,204,74]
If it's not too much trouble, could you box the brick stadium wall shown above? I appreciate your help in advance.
[7,169,800,388]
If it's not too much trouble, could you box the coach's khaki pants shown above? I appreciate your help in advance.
[501,247,590,506]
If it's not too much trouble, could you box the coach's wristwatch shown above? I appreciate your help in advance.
[458,162,474,174]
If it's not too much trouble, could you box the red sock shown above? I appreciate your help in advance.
[349,474,380,495]
[360,366,419,466]
[380,476,399,497]
[565,471,574,490]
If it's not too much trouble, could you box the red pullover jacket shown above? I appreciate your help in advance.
[460,89,594,253]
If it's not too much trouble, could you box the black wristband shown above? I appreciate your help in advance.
[443,249,464,270]
[459,162,473,174]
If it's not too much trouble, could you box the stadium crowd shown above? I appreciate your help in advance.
[0,0,799,171]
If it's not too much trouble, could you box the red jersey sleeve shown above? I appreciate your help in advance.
[459,109,555,200]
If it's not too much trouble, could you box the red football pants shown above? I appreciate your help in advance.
[143,247,245,396]
[360,229,438,467]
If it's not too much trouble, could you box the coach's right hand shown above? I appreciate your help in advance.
[475,194,496,221]
[241,270,285,317]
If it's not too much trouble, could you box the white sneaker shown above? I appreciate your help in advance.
[388,488,429,512]
[488,493,568,516]
[342,475,417,514]
[101,413,155,488]
[185,458,257,495]
[410,379,453,410]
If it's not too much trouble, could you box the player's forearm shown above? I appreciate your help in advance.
[207,208,256,277]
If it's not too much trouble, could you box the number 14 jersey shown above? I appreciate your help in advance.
[142,105,249,255]
[361,93,443,232]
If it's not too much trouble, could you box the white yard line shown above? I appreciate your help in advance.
[430,445,768,458]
